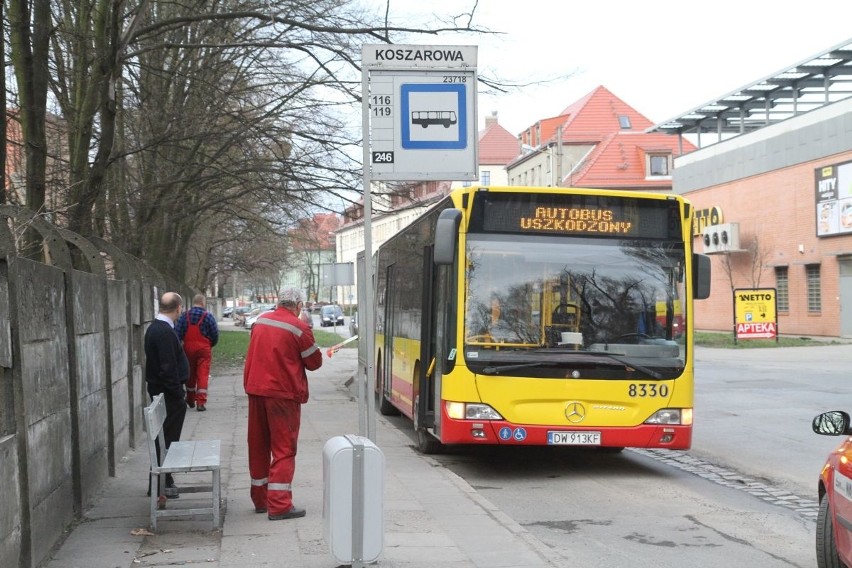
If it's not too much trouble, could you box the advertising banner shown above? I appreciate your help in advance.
[815,161,852,237]
[733,288,778,341]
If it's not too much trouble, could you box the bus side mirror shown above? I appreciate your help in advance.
[434,209,462,265]
[693,253,711,300]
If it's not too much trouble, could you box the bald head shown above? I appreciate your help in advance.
[159,292,184,320]
[192,293,205,307]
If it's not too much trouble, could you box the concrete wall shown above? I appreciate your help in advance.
[18,259,74,567]
[72,269,110,508]
[0,208,189,568]
[108,279,131,462]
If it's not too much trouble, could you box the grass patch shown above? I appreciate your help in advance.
[312,328,359,349]
[213,329,357,368]
[695,331,837,348]
[212,331,251,367]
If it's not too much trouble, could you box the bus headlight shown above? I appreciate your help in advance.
[644,408,692,425]
[446,402,503,420]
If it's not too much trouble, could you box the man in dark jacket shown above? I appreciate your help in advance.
[244,287,323,520]
[145,291,190,498]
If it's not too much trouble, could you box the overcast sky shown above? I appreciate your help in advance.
[368,1,852,136]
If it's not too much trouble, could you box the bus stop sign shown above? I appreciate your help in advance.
[361,44,478,181]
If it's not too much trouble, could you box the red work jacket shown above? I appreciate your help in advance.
[243,307,323,403]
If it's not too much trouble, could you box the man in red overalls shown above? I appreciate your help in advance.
[176,294,219,411]
[243,287,323,520]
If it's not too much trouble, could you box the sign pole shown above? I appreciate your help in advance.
[360,65,377,442]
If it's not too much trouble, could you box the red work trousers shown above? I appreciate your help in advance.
[247,395,301,515]
[184,344,212,406]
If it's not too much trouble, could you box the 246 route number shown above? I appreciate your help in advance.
[372,151,394,163]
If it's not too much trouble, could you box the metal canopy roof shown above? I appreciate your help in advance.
[649,37,852,145]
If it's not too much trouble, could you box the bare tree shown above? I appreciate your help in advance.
[719,233,771,292]
[7,0,497,280]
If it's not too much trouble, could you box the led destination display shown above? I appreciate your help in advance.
[519,207,632,234]
[472,192,680,239]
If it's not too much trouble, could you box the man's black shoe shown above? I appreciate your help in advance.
[197,404,206,412]
[164,474,179,499]
[268,506,306,520]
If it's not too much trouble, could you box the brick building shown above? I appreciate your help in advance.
[653,37,852,338]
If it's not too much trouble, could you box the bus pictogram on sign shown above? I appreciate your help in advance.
[400,83,467,150]
[411,110,457,128]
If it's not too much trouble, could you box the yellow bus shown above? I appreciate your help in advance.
[374,186,710,453]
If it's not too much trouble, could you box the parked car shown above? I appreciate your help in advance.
[233,306,252,327]
[245,306,275,330]
[222,306,234,318]
[320,304,344,327]
[349,311,358,336]
[812,410,852,566]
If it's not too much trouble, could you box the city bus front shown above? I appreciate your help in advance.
[437,188,707,450]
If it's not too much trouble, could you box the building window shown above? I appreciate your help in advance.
[648,154,671,176]
[775,266,789,311]
[806,264,821,313]
[480,170,491,186]
[618,115,631,129]
[462,180,471,187]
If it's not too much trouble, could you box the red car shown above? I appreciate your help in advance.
[812,410,852,567]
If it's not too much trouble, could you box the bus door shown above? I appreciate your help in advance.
[418,244,456,442]
[417,246,437,432]
[381,263,396,405]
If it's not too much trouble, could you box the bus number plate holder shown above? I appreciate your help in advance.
[547,431,601,445]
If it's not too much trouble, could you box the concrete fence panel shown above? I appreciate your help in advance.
[71,269,110,507]
[0,206,182,568]
[14,258,73,568]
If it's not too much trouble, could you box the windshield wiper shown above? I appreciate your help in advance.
[481,351,664,379]
[481,362,545,375]
[591,353,663,379]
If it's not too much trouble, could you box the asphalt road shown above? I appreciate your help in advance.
[379,342,852,567]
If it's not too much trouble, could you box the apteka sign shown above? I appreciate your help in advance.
[733,288,778,341]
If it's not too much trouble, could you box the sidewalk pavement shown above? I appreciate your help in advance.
[43,348,562,568]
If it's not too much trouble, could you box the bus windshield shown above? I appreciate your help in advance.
[464,234,686,378]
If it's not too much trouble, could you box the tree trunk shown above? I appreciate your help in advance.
[8,0,50,215]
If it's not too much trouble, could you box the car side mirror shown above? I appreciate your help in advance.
[812,410,852,436]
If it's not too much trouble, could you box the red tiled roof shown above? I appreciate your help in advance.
[566,131,695,189]
[289,212,341,250]
[518,86,655,148]
[513,85,696,189]
[556,86,654,137]
[479,119,519,165]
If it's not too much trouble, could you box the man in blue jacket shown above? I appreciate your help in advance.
[176,293,219,411]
